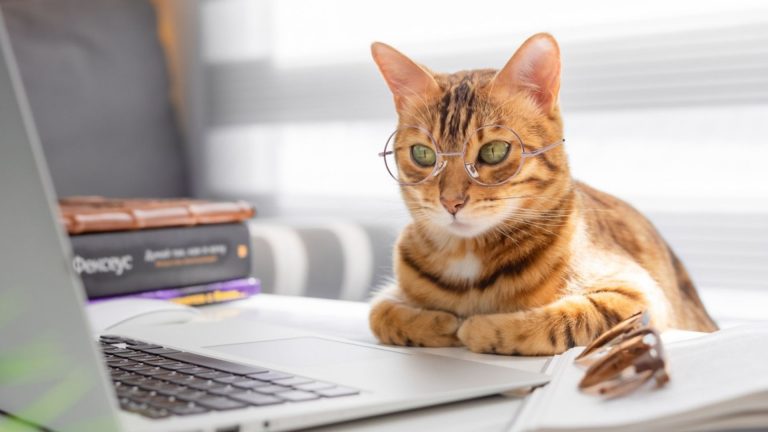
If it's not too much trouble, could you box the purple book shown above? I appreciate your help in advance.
[89,277,260,306]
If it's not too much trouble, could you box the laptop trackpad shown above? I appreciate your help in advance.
[206,337,406,368]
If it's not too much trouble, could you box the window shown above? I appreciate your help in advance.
[197,0,768,216]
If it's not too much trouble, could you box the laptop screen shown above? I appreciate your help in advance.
[0,10,122,432]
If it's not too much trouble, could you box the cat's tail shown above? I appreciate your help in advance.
[668,244,719,332]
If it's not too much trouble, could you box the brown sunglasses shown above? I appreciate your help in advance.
[576,311,670,398]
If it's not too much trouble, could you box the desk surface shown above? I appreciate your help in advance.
[201,294,550,432]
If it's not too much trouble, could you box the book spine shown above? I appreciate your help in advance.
[141,278,261,306]
[88,278,262,306]
[70,223,252,299]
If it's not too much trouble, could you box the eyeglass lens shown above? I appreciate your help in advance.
[383,125,524,185]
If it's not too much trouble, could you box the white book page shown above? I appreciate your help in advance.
[512,324,768,432]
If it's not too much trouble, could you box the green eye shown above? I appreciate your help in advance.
[478,140,510,165]
[411,144,436,167]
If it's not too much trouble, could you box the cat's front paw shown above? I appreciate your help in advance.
[370,300,463,347]
[457,315,521,355]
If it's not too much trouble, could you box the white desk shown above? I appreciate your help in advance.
[199,294,550,432]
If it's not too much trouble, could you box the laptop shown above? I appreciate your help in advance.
[0,11,549,432]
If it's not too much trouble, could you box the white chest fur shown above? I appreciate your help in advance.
[443,253,482,281]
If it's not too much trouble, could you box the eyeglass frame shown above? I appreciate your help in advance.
[378,124,565,187]
[574,310,670,398]
[575,310,650,367]
[578,327,669,398]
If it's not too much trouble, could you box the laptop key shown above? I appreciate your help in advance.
[170,403,209,416]
[138,407,171,419]
[141,347,181,355]
[176,367,213,376]
[117,386,150,399]
[196,371,233,380]
[128,344,162,350]
[197,396,247,411]
[155,383,188,396]
[133,355,164,362]
[103,348,132,354]
[175,389,209,401]
[187,380,228,391]
[277,390,320,402]
[316,386,360,398]
[119,376,152,386]
[272,377,313,387]
[160,373,196,384]
[114,351,147,359]
[231,392,284,406]
[139,379,171,392]
[120,399,149,413]
[135,378,164,390]
[249,372,292,382]
[107,358,137,367]
[253,385,291,394]
[293,381,335,391]
[119,363,152,371]
[143,359,179,366]
[111,371,134,380]
[146,395,180,409]
[213,375,243,384]
[163,352,268,375]
[157,362,194,370]
[136,367,169,377]
[122,396,173,420]
[207,385,246,396]
[231,379,269,389]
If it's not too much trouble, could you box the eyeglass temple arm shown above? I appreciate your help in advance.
[378,150,393,157]
[525,138,565,157]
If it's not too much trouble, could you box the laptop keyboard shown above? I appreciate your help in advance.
[100,335,360,419]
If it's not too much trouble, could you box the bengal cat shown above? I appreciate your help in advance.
[368,33,717,356]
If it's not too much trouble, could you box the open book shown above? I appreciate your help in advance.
[511,324,768,432]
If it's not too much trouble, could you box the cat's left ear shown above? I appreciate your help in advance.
[491,33,561,114]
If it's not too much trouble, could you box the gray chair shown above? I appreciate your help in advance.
[1,0,187,198]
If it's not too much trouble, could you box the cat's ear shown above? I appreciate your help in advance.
[371,42,441,110]
[491,33,561,114]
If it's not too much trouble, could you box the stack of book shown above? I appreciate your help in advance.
[60,196,260,306]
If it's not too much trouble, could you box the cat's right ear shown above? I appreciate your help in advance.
[371,42,441,110]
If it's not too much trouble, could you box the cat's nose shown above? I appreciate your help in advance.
[440,196,468,215]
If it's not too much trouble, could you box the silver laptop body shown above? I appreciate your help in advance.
[0,10,549,432]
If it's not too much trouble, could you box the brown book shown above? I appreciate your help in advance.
[59,196,255,235]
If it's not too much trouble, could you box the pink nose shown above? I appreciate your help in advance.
[440,196,467,215]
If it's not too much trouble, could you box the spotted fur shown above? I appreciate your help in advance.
[369,34,717,356]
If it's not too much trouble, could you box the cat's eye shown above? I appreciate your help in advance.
[411,144,436,167]
[478,140,510,165]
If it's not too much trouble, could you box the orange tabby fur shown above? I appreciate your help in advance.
[368,33,717,355]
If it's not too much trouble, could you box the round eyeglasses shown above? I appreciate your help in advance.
[378,124,564,186]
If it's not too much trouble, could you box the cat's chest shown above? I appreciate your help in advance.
[442,252,483,281]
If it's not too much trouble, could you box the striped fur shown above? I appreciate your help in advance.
[369,34,717,356]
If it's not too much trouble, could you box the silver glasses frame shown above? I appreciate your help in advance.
[378,124,565,186]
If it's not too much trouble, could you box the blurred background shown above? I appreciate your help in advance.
[2,0,767,325]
